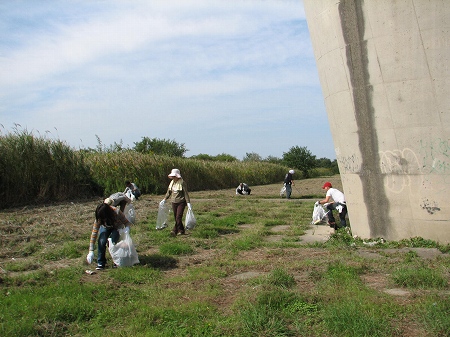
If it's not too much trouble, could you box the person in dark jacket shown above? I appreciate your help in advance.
[283,169,295,199]
[124,180,141,200]
[236,183,251,195]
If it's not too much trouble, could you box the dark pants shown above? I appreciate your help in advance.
[237,188,251,195]
[172,201,186,234]
[326,202,348,229]
[97,226,120,266]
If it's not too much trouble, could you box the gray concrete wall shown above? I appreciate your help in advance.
[304,0,449,243]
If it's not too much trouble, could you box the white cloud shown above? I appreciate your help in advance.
[0,0,334,160]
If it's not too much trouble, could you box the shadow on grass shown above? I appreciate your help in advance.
[138,254,178,270]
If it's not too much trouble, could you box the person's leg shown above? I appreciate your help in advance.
[326,203,337,229]
[286,185,292,199]
[110,228,120,244]
[338,205,347,228]
[170,203,178,236]
[174,202,186,234]
[97,226,112,267]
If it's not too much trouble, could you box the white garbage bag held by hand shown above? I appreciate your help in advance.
[108,228,139,267]
[185,208,197,230]
[124,204,136,224]
[311,203,328,225]
[86,250,94,264]
[156,199,170,230]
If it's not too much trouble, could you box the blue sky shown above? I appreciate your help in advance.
[0,0,335,160]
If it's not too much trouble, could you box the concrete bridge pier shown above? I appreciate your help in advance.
[304,0,449,243]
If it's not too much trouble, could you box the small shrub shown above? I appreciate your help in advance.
[159,242,194,255]
[266,268,296,288]
[391,266,447,289]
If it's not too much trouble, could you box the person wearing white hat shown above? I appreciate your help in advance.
[283,169,295,199]
[162,168,192,236]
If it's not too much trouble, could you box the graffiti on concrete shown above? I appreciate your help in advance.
[419,138,450,174]
[421,198,441,215]
[337,154,361,173]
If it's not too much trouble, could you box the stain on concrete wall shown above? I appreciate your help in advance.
[338,0,390,238]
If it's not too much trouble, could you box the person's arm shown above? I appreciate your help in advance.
[89,220,100,251]
[183,181,191,204]
[319,195,331,205]
[163,181,173,201]
[87,220,100,263]
[116,211,132,228]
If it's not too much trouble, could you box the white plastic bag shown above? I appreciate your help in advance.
[108,228,139,267]
[311,203,328,225]
[124,203,136,224]
[280,184,286,197]
[185,208,197,230]
[156,200,170,230]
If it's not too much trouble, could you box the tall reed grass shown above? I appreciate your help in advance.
[0,129,289,208]
[84,152,289,196]
[0,128,98,207]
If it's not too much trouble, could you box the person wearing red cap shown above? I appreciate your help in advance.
[316,182,347,229]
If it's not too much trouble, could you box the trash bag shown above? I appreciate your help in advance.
[125,189,136,201]
[108,227,139,267]
[124,203,136,224]
[185,208,197,230]
[280,184,286,197]
[156,200,170,230]
[311,203,328,225]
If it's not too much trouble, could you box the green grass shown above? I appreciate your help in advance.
[0,185,449,337]
[391,266,448,289]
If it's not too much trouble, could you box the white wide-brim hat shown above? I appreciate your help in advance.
[168,168,182,178]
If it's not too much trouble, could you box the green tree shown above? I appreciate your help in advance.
[243,152,262,162]
[133,137,187,157]
[316,157,333,168]
[190,153,215,161]
[265,155,282,164]
[214,153,238,162]
[282,146,316,178]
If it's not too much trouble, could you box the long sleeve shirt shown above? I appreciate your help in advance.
[89,206,131,251]
[164,178,190,204]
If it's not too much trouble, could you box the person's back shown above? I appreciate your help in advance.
[284,170,295,199]
[124,181,141,199]
[236,183,251,195]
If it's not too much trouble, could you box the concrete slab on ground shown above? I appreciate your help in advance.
[300,223,335,243]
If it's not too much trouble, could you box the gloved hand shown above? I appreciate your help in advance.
[86,250,94,264]
[159,199,166,206]
[336,205,343,213]
[314,201,320,206]
[187,203,192,211]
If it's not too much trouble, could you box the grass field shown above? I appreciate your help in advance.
[0,176,449,336]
